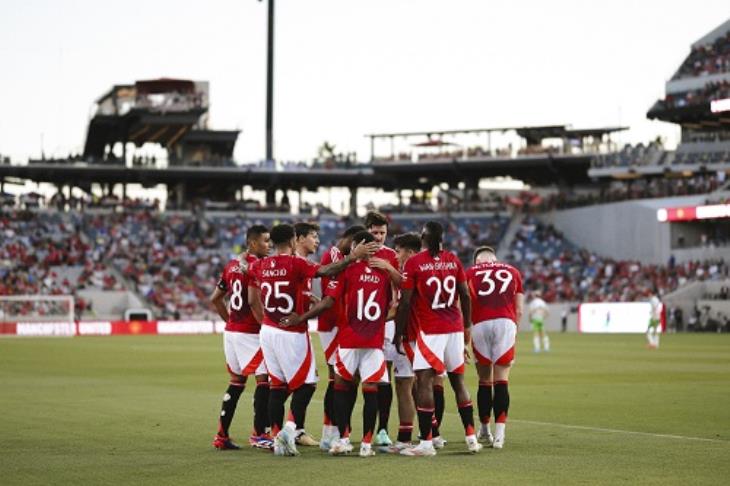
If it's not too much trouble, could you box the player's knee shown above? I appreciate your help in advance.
[493,364,511,381]
[228,373,246,386]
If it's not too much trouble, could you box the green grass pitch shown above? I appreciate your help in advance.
[1,333,729,485]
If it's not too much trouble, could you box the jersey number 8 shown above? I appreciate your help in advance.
[230,280,244,311]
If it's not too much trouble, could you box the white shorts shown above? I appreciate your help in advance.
[392,340,416,379]
[413,330,465,375]
[224,331,266,377]
[383,320,397,362]
[335,348,389,383]
[472,318,516,366]
[259,325,318,389]
[318,327,339,366]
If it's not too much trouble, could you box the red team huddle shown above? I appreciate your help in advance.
[210,211,524,457]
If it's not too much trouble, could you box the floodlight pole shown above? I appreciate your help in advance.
[265,0,275,163]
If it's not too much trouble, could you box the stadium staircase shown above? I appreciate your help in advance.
[75,221,151,320]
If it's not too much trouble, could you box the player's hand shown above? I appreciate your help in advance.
[351,241,379,260]
[280,313,301,327]
[463,326,472,363]
[393,334,405,355]
[368,257,392,271]
[463,325,472,345]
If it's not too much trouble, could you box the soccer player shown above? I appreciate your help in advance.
[209,224,271,450]
[528,290,550,352]
[317,224,366,451]
[363,210,401,447]
[371,232,421,453]
[647,293,662,349]
[289,221,322,447]
[466,246,523,449]
[394,221,481,456]
[248,223,377,456]
[282,230,392,457]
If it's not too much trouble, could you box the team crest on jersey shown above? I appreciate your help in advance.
[364,266,372,274]
[270,260,275,268]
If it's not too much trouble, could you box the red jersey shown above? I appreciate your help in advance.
[401,249,467,335]
[249,254,320,333]
[217,254,260,333]
[394,288,421,342]
[374,245,399,274]
[325,260,392,348]
[467,261,523,323]
[296,253,316,314]
[318,246,343,332]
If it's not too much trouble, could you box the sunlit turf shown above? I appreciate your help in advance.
[1,333,729,485]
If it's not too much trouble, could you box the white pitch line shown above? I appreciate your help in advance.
[309,398,727,444]
[510,419,727,444]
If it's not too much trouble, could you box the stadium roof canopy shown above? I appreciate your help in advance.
[365,125,627,161]
[365,125,626,140]
[84,78,234,161]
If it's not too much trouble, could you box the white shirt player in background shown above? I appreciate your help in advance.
[647,294,662,349]
[528,291,550,353]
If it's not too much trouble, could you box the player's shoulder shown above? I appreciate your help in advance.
[224,258,245,274]
[378,245,398,257]
[244,253,258,264]
[325,245,341,262]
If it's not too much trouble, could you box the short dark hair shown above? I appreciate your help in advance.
[294,222,320,238]
[270,224,295,245]
[473,245,496,262]
[342,224,366,238]
[364,211,388,228]
[393,232,421,252]
[352,230,376,245]
[246,224,269,243]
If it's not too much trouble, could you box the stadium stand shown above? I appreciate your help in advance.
[536,174,726,210]
[672,30,730,80]
[0,210,124,317]
[505,217,729,303]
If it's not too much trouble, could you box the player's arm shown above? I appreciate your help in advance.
[209,286,229,322]
[515,292,525,327]
[315,241,378,277]
[247,285,264,323]
[393,288,413,354]
[386,302,397,321]
[280,296,335,327]
[457,280,473,333]
[369,257,403,286]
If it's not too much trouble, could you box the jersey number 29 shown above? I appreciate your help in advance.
[426,275,456,309]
